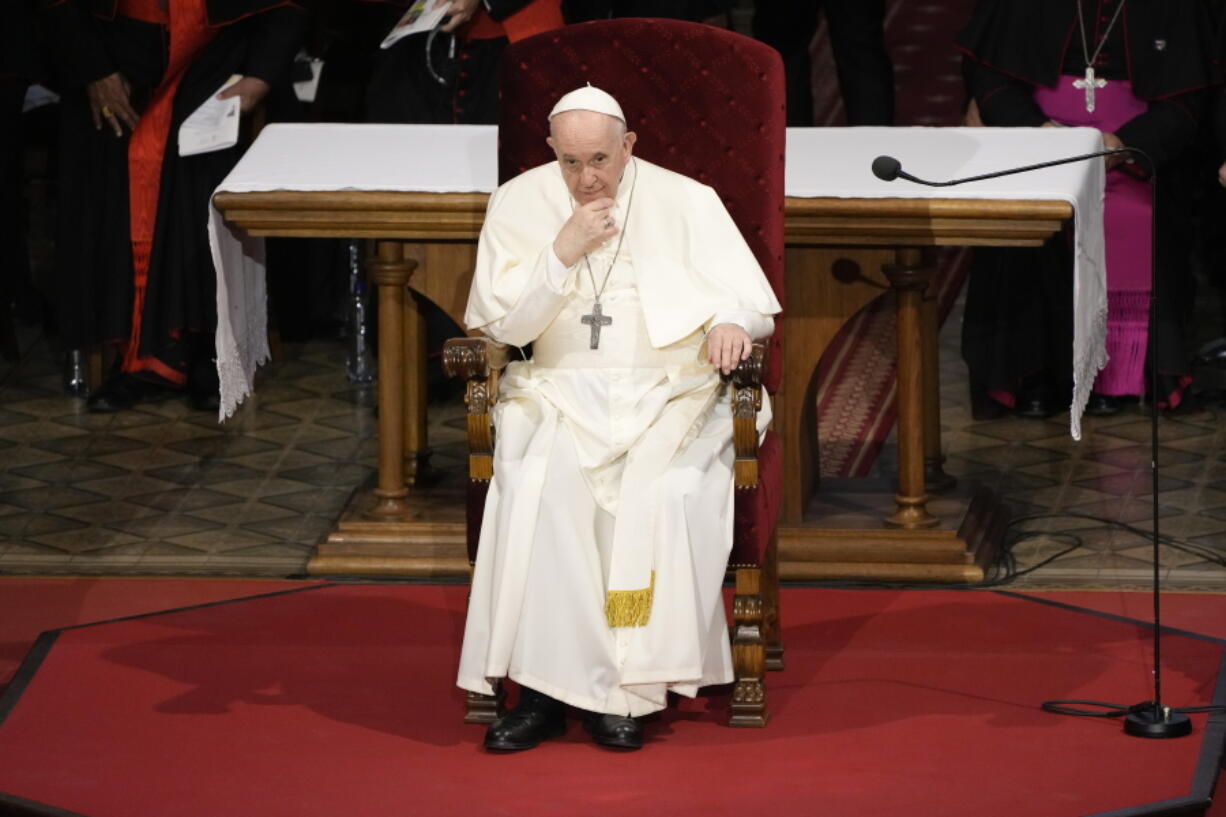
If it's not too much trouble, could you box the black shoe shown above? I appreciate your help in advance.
[1014,396,1057,419]
[483,691,566,752]
[1084,392,1121,417]
[86,374,147,413]
[584,713,643,750]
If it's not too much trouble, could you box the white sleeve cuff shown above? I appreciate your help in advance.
[708,310,773,340]
[545,246,577,293]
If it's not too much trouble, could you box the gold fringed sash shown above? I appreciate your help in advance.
[604,572,655,628]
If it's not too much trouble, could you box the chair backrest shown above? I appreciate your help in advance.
[498,18,786,392]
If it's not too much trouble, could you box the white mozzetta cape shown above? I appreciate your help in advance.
[465,158,781,348]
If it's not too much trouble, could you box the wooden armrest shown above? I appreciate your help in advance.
[731,343,767,489]
[442,337,508,482]
[729,343,765,391]
[442,337,509,380]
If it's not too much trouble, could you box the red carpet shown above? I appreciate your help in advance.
[0,585,1222,817]
[0,578,319,692]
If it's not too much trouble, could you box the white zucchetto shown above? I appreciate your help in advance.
[548,84,626,124]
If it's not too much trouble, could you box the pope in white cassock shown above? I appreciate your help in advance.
[456,85,781,752]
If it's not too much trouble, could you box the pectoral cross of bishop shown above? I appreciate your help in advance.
[581,302,612,349]
[1073,66,1107,113]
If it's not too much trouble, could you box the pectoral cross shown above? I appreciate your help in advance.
[580,302,612,349]
[1073,66,1107,113]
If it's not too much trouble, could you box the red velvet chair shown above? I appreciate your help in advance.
[443,18,785,727]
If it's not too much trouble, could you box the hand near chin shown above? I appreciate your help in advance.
[553,198,618,267]
[707,323,752,375]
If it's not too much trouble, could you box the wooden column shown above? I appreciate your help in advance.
[402,288,431,485]
[882,248,938,529]
[922,273,956,493]
[369,240,415,517]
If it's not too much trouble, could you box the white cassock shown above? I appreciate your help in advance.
[456,157,781,717]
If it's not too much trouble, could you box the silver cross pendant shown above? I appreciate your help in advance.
[580,301,613,349]
[1073,66,1107,113]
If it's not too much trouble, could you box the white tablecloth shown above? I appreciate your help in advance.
[786,126,1107,438]
[210,124,1106,436]
[208,124,498,420]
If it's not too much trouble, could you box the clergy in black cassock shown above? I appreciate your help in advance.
[44,0,307,411]
[1,0,46,361]
[958,0,1214,418]
[365,0,562,126]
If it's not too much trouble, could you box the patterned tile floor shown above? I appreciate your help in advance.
[1,304,1224,588]
[0,333,464,577]
[876,298,1226,591]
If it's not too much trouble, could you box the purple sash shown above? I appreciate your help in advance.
[1035,76,1151,397]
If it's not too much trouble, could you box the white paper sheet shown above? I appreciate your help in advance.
[179,75,241,157]
[292,57,324,104]
[380,0,452,49]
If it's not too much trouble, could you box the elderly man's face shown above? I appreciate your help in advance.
[547,110,637,206]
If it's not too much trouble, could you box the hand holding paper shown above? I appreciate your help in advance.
[179,75,243,157]
[217,76,271,113]
[439,0,479,32]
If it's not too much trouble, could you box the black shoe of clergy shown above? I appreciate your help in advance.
[1084,392,1122,417]
[584,713,644,750]
[86,374,153,413]
[483,689,566,752]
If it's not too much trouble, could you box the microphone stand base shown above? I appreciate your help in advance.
[1123,703,1192,739]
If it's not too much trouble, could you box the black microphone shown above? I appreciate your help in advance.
[870,155,904,182]
[870,148,1136,187]
[870,143,1200,738]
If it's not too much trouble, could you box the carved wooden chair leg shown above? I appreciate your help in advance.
[729,566,768,727]
[763,532,784,672]
[463,680,506,725]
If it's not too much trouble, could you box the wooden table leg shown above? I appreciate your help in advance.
[883,249,938,529]
[369,240,416,517]
[922,272,957,494]
[402,288,433,485]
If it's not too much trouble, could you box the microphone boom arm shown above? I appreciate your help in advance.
[875,147,1148,187]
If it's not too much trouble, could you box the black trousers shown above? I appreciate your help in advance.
[752,0,894,127]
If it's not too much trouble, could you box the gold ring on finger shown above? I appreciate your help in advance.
[101,105,114,117]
